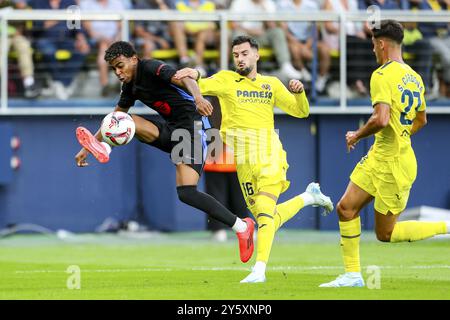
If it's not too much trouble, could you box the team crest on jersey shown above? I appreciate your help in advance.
[261,84,271,90]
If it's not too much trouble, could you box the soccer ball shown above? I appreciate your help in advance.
[101,111,135,146]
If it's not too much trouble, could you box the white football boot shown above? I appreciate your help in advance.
[305,182,334,216]
[319,272,365,288]
[240,271,266,283]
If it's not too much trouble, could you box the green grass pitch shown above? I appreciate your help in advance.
[0,230,449,300]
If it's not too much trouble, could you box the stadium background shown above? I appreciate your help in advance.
[1,7,449,234]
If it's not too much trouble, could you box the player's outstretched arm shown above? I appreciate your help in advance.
[346,103,390,152]
[410,110,427,136]
[75,105,129,167]
[174,68,200,81]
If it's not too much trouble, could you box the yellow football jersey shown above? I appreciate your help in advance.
[198,70,309,132]
[199,70,309,162]
[370,60,426,158]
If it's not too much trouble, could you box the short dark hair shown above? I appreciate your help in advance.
[372,20,404,44]
[231,35,259,50]
[104,41,137,62]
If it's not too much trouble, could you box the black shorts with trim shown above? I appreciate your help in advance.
[139,116,212,176]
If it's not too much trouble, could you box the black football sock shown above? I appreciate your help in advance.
[176,185,237,227]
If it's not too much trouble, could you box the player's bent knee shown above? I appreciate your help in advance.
[336,201,357,221]
[130,114,142,124]
[131,115,146,136]
[131,115,159,142]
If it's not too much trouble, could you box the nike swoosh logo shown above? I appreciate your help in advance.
[235,78,244,82]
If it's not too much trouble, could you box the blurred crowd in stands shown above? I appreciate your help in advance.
[0,0,449,101]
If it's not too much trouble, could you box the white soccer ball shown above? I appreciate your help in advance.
[101,111,136,146]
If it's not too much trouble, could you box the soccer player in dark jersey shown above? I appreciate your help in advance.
[74,41,255,263]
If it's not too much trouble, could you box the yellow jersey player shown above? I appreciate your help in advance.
[175,36,333,283]
[320,20,450,288]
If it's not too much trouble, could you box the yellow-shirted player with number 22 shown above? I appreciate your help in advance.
[320,20,450,288]
[175,36,334,283]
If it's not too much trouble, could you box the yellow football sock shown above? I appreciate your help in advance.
[255,211,275,264]
[339,217,361,273]
[274,196,305,231]
[250,184,282,264]
[390,221,447,243]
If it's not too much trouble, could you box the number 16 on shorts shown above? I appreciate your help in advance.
[241,182,254,197]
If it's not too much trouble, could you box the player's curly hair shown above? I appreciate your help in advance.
[372,20,404,45]
[104,41,137,62]
[231,35,259,50]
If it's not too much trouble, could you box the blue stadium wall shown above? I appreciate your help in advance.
[0,114,449,232]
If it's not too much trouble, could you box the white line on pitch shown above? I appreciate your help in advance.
[14,265,450,274]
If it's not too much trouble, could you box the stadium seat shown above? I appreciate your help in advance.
[151,47,274,61]
[55,49,71,61]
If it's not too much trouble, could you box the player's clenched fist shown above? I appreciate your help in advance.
[288,79,304,94]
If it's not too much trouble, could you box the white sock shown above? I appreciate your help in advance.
[253,261,266,274]
[101,142,112,155]
[232,218,247,233]
[299,192,315,206]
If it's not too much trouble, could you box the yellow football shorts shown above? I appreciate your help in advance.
[236,148,290,209]
[350,148,417,215]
